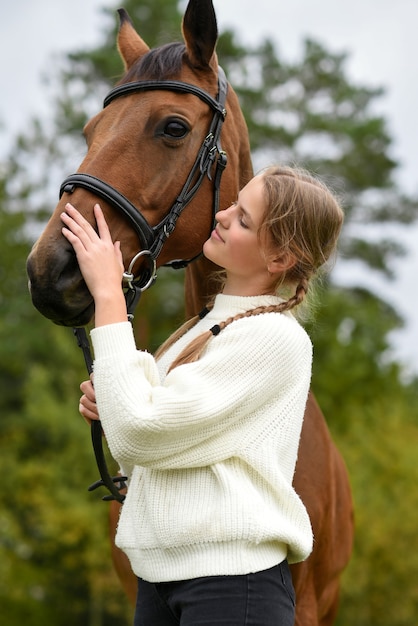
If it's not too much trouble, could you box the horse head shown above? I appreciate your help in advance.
[26,0,252,327]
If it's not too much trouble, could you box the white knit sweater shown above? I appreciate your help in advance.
[91,293,313,583]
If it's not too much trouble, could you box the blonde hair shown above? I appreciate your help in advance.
[156,165,344,370]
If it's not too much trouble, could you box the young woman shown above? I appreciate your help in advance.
[61,165,344,626]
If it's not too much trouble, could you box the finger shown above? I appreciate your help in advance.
[80,414,93,427]
[79,397,100,421]
[80,394,97,413]
[61,204,99,245]
[114,240,125,269]
[61,223,79,245]
[80,379,96,402]
[93,204,113,242]
[61,203,89,229]
[61,216,92,251]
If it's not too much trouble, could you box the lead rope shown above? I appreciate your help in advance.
[73,256,157,503]
[73,326,127,503]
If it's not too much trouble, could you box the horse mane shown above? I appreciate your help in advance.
[120,42,187,82]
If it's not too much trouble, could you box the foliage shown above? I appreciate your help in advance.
[1,0,418,624]
[217,34,417,277]
[0,160,133,624]
[333,388,418,625]
[307,284,405,428]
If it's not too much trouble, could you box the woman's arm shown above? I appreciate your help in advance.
[90,315,312,471]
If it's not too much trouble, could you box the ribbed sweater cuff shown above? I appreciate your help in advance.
[90,322,137,360]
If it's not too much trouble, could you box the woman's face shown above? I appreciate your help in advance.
[203,176,275,295]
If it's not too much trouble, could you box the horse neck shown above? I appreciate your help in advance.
[184,141,253,316]
[184,257,219,316]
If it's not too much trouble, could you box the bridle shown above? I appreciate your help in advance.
[60,67,228,296]
[61,68,229,503]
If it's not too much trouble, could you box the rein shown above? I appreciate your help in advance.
[66,69,229,503]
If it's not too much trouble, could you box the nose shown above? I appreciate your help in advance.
[216,204,234,226]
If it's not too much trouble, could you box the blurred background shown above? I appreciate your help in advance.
[1,1,417,624]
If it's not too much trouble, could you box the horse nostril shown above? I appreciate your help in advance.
[58,246,82,283]
[28,242,86,299]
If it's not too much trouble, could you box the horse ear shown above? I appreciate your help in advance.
[117,8,150,70]
[182,0,218,70]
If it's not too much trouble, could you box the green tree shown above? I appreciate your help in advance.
[2,1,418,624]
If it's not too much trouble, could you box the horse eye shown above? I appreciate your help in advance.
[163,120,189,138]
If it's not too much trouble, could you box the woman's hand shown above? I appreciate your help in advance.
[79,376,100,425]
[61,203,124,300]
[61,203,128,326]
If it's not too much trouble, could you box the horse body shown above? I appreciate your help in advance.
[26,2,353,623]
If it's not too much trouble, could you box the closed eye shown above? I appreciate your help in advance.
[239,213,249,228]
[230,201,249,228]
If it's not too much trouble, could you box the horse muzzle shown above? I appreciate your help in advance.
[26,243,94,327]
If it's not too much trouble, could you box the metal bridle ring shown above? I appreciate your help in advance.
[123,250,157,291]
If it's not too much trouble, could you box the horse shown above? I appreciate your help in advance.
[26,1,353,624]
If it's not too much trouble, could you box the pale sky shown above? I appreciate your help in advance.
[1,0,417,374]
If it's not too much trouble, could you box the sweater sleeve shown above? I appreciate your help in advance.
[90,316,312,471]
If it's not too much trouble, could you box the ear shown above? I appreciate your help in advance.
[117,8,150,71]
[267,252,297,276]
[182,0,218,70]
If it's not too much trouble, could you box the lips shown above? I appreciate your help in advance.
[212,226,224,242]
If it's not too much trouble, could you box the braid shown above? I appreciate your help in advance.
[154,305,213,361]
[278,279,309,314]
[167,284,308,372]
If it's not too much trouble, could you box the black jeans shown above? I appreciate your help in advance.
[134,561,295,626]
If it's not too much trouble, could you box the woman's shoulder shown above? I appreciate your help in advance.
[207,293,312,350]
[235,308,311,350]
